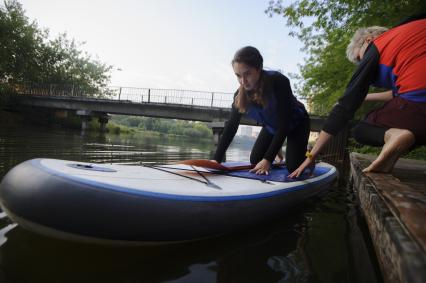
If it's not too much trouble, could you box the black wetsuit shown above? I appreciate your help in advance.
[213,71,310,172]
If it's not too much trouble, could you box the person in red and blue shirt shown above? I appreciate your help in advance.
[290,14,426,177]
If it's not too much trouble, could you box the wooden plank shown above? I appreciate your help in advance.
[350,153,426,283]
[366,173,426,251]
[352,153,426,251]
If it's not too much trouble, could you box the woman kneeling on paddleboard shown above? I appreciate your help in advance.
[213,46,310,175]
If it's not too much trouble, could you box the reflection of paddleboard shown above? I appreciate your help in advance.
[0,158,337,244]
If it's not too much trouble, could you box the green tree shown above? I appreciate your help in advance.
[122,116,142,127]
[110,115,213,139]
[142,117,154,131]
[0,0,45,84]
[266,0,426,116]
[0,0,112,96]
[193,122,213,138]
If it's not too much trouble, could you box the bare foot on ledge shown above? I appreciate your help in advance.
[363,128,415,173]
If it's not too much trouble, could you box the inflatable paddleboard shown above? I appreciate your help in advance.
[0,158,337,244]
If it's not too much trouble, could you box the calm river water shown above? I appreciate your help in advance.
[0,125,382,283]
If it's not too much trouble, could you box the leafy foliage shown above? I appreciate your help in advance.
[266,0,426,115]
[0,0,112,96]
[111,115,213,139]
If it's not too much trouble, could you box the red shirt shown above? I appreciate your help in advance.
[373,19,426,101]
[323,16,426,135]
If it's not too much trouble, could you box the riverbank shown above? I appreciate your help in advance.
[0,109,214,144]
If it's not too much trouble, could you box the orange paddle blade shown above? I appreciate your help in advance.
[177,159,230,171]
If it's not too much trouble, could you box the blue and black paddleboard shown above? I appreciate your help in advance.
[0,159,337,244]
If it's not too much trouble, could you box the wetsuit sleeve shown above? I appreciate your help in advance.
[322,44,380,135]
[213,101,242,162]
[263,75,294,162]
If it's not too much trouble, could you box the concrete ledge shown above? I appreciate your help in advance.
[350,153,426,283]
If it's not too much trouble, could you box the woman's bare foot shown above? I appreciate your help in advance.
[363,128,415,173]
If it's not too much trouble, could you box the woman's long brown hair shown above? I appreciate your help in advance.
[232,46,268,113]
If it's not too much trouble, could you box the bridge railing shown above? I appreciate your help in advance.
[16,83,94,98]
[15,83,235,109]
[108,86,234,108]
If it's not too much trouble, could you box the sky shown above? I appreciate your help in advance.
[19,0,305,94]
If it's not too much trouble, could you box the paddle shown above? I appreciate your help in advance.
[177,159,284,171]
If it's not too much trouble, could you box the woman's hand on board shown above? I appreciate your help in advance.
[288,157,315,178]
[249,159,271,175]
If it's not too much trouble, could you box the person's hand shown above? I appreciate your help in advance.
[288,157,315,178]
[210,160,219,163]
[249,159,271,175]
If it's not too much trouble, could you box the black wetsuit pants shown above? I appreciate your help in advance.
[250,117,310,173]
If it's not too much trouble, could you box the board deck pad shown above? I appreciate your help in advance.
[218,162,328,182]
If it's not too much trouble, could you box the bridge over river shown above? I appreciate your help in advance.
[9,84,327,131]
[6,83,348,170]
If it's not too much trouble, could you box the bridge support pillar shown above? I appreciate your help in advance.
[54,110,68,119]
[76,110,92,131]
[76,110,110,132]
[208,121,226,146]
[207,121,227,161]
[81,117,91,131]
[98,114,111,132]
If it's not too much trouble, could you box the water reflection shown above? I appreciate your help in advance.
[0,125,381,283]
[164,262,218,283]
[0,125,215,176]
[0,208,311,283]
[267,254,309,283]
